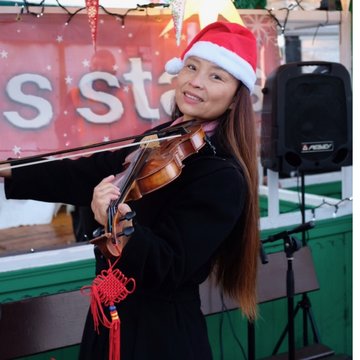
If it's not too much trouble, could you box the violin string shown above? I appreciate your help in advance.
[111,148,149,210]
[107,204,115,233]
[107,144,150,234]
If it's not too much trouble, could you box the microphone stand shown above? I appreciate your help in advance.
[262,221,314,359]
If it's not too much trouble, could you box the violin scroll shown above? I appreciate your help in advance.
[91,211,136,259]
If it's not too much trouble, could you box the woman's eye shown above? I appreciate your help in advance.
[186,64,196,71]
[211,74,222,81]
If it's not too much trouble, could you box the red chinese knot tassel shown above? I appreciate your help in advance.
[109,304,120,360]
[81,259,136,360]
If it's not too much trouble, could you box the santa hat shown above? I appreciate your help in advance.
[165,21,257,92]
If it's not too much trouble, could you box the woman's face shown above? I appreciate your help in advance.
[175,56,239,122]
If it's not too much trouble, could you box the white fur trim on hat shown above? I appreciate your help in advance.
[187,41,256,91]
[165,41,256,92]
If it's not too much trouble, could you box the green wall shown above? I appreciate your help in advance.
[0,214,352,359]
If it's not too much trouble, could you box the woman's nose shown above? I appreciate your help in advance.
[188,73,204,89]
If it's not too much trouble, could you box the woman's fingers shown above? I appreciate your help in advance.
[117,203,132,218]
[91,176,134,251]
[91,175,120,225]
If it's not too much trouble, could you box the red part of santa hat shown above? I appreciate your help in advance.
[165,21,257,92]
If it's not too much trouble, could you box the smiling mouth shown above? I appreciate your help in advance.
[184,92,203,102]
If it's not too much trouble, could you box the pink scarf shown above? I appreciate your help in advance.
[171,117,218,137]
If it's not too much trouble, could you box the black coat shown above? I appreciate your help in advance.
[5,122,247,360]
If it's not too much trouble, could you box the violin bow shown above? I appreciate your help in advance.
[0,124,191,171]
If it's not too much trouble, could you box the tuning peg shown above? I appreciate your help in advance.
[118,211,136,221]
[116,226,135,238]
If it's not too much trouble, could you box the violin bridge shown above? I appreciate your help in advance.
[140,134,160,148]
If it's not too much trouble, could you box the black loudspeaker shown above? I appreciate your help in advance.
[261,61,352,174]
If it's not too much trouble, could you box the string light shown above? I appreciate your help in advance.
[294,0,305,10]
[265,0,325,62]
[99,6,140,29]
[137,3,170,10]
[52,1,169,28]
[310,197,353,220]
[312,10,331,44]
[15,1,170,28]
[16,0,45,19]
[265,1,339,60]
[25,0,45,17]
[266,6,290,63]
[16,5,24,21]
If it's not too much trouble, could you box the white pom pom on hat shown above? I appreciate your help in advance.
[165,21,257,92]
[165,57,183,74]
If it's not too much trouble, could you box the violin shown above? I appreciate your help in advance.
[90,122,207,260]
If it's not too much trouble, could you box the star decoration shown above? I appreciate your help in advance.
[12,145,22,156]
[160,0,244,40]
[0,50,8,59]
[56,35,63,43]
[82,59,90,68]
[65,75,73,84]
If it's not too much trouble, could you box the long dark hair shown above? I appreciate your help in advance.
[172,84,260,320]
[214,85,259,320]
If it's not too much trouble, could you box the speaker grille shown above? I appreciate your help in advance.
[261,61,352,174]
[284,75,348,158]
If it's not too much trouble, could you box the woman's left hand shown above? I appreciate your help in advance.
[91,175,120,226]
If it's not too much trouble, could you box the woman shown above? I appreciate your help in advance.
[0,21,259,359]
